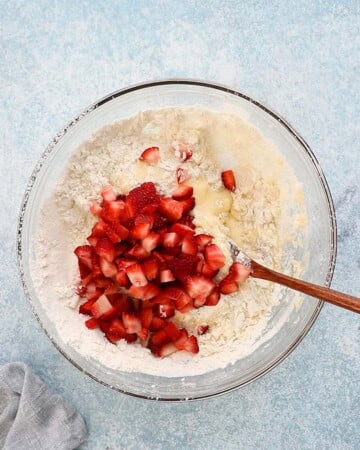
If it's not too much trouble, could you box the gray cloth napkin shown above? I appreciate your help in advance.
[0,362,87,450]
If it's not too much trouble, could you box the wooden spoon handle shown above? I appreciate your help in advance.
[251,261,360,313]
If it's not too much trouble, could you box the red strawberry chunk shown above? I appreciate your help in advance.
[179,197,195,214]
[101,186,117,202]
[139,146,160,164]
[195,234,213,251]
[85,282,103,301]
[221,170,236,192]
[205,287,220,306]
[115,270,130,287]
[150,329,168,346]
[101,201,126,223]
[141,232,160,253]
[99,257,117,277]
[106,319,127,342]
[181,236,197,255]
[140,307,153,328]
[79,299,95,315]
[137,328,149,341]
[153,303,175,319]
[219,275,239,294]
[160,269,175,283]
[176,167,190,184]
[126,263,148,287]
[169,254,199,281]
[127,182,159,214]
[95,237,116,262]
[163,321,181,341]
[172,143,192,162]
[130,222,152,240]
[178,214,196,229]
[172,185,193,201]
[169,223,195,237]
[91,295,117,319]
[159,287,191,310]
[85,317,99,329]
[162,232,181,248]
[127,244,150,260]
[201,262,218,278]
[78,260,91,280]
[103,222,129,243]
[197,325,209,335]
[89,201,102,217]
[128,283,160,300]
[184,275,216,301]
[228,262,251,283]
[156,342,178,357]
[204,244,226,270]
[177,335,199,353]
[149,317,166,331]
[159,198,183,222]
[122,313,142,334]
[74,245,93,269]
[177,300,195,313]
[141,257,159,280]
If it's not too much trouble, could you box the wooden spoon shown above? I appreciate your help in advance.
[229,241,360,313]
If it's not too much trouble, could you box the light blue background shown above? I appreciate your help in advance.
[1,1,359,449]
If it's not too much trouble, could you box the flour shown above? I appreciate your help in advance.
[31,107,306,377]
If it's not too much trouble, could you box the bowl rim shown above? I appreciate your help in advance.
[17,78,337,401]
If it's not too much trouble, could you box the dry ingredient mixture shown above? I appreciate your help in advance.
[32,107,307,377]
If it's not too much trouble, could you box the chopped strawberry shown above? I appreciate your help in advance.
[172,143,192,162]
[176,334,199,353]
[204,244,226,270]
[125,263,148,287]
[85,283,103,301]
[127,244,150,260]
[101,201,126,223]
[219,275,239,294]
[181,236,197,255]
[79,299,95,315]
[95,237,116,262]
[228,262,251,283]
[130,220,152,240]
[153,303,175,319]
[174,329,188,348]
[107,293,133,314]
[93,276,114,289]
[200,261,218,278]
[162,232,181,248]
[87,234,99,247]
[85,317,99,329]
[184,275,216,301]
[101,186,117,202]
[221,170,236,192]
[122,313,142,334]
[169,223,195,237]
[141,203,158,215]
[179,197,195,214]
[169,253,199,281]
[172,185,193,201]
[89,201,102,217]
[78,260,91,280]
[74,245,93,269]
[139,146,160,164]
[140,307,153,329]
[115,270,130,287]
[197,325,209,335]
[150,329,168,346]
[206,287,221,304]
[103,222,129,243]
[128,283,160,300]
[163,321,181,341]
[99,257,117,277]
[158,198,183,222]
[137,328,149,341]
[91,295,117,319]
[149,317,166,331]
[141,232,160,253]
[177,300,195,313]
[176,167,190,184]
[160,287,191,310]
[160,269,175,283]
[127,182,159,214]
[195,234,213,251]
[178,214,195,229]
[141,257,159,280]
[115,258,135,270]
[106,319,127,342]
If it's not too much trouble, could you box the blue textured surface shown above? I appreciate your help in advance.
[1,1,359,449]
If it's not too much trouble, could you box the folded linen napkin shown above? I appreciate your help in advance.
[0,362,87,450]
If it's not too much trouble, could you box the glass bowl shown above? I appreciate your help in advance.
[17,80,336,401]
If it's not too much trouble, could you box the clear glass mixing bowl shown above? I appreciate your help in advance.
[17,80,336,401]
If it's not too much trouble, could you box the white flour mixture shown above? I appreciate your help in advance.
[32,107,306,377]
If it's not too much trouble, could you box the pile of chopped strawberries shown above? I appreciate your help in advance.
[74,146,250,357]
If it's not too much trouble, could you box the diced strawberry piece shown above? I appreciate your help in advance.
[141,257,159,281]
[137,328,149,341]
[159,269,175,283]
[107,293,133,313]
[141,204,158,215]
[128,283,160,300]
[162,232,181,248]
[153,303,175,319]
[158,287,191,311]
[177,300,195,313]
[184,275,216,301]
[139,146,160,164]
[106,319,127,342]
[169,223,195,237]
[91,295,117,319]
[76,285,87,297]
[172,185,193,201]
[140,307,153,328]
[174,329,188,349]
[178,335,199,353]
[141,232,160,253]
[159,198,183,222]
[104,282,119,295]
[103,222,129,243]
[101,201,126,223]
[155,342,177,357]
[195,234,213,251]
[194,297,207,308]
[149,317,166,331]
[122,313,142,334]
[204,244,226,270]
[205,287,220,306]
[150,329,168,346]
[91,220,108,237]
[124,333,138,343]
[74,245,93,269]
[130,222,152,240]
[181,236,197,255]
[197,325,209,335]
[85,317,99,329]
[127,244,149,260]
[172,143,192,162]
[89,201,102,217]
[126,263,147,286]
[95,237,116,262]
[91,253,102,277]
[179,197,195,214]
[115,259,134,270]
[228,262,251,283]
[163,321,181,341]
[101,186,117,202]
[178,214,196,229]
[219,275,239,294]
[115,270,130,287]
[127,182,160,214]
[79,299,95,315]
[93,276,114,289]
[78,260,91,280]
[201,262,218,278]
[99,257,117,277]
[169,253,200,281]
[85,282,103,301]
[221,170,236,192]
[176,167,190,184]
[87,234,99,247]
